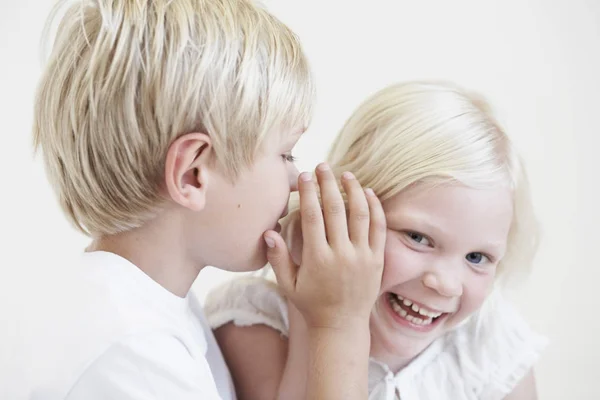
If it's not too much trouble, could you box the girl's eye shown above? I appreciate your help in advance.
[406,232,431,246]
[466,252,490,265]
[282,154,297,163]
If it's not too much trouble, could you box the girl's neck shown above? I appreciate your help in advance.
[369,340,416,374]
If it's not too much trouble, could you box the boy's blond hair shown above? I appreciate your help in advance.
[327,81,538,282]
[33,0,314,237]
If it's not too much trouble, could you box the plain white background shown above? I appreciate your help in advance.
[1,0,598,398]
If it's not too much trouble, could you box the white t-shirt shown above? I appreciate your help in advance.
[204,276,548,400]
[20,251,236,400]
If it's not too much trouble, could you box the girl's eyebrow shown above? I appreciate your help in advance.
[386,211,448,237]
[387,210,507,255]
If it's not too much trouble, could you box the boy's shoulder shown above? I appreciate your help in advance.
[60,251,200,339]
[24,251,223,400]
[48,331,221,400]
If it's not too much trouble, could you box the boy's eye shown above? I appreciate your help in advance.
[466,252,490,265]
[406,232,431,246]
[282,154,297,163]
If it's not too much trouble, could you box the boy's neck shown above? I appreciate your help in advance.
[87,213,203,298]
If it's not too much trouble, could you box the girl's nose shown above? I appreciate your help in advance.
[422,268,463,298]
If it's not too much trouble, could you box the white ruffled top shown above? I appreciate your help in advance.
[204,277,547,400]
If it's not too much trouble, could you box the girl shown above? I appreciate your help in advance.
[204,81,547,400]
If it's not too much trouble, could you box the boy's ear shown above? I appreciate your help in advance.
[164,132,214,211]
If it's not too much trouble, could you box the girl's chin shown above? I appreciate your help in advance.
[369,298,445,364]
[373,332,435,361]
[369,334,431,372]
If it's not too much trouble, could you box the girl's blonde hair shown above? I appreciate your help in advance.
[290,81,538,282]
[33,0,314,237]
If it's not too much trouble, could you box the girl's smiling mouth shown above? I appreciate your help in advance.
[384,292,451,332]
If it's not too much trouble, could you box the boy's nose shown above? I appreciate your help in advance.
[289,165,300,192]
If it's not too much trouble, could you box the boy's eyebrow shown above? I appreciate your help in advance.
[294,127,307,137]
[286,127,306,142]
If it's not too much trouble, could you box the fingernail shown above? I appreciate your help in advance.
[365,188,375,197]
[300,172,312,181]
[342,171,355,180]
[264,235,275,248]
[317,162,330,171]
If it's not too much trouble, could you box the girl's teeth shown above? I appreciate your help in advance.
[389,294,441,325]
[418,308,443,318]
[391,301,409,317]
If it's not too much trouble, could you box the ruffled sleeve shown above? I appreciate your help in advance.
[393,291,548,400]
[473,292,548,399]
[203,276,290,336]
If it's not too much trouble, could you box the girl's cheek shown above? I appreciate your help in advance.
[381,240,424,292]
[461,273,495,314]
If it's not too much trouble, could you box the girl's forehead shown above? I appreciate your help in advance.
[384,184,513,241]
[384,182,512,211]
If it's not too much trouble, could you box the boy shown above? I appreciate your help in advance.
[27,0,386,399]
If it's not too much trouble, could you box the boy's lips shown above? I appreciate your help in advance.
[271,207,288,233]
[280,206,289,219]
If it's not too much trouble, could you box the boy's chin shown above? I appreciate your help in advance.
[223,249,268,273]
